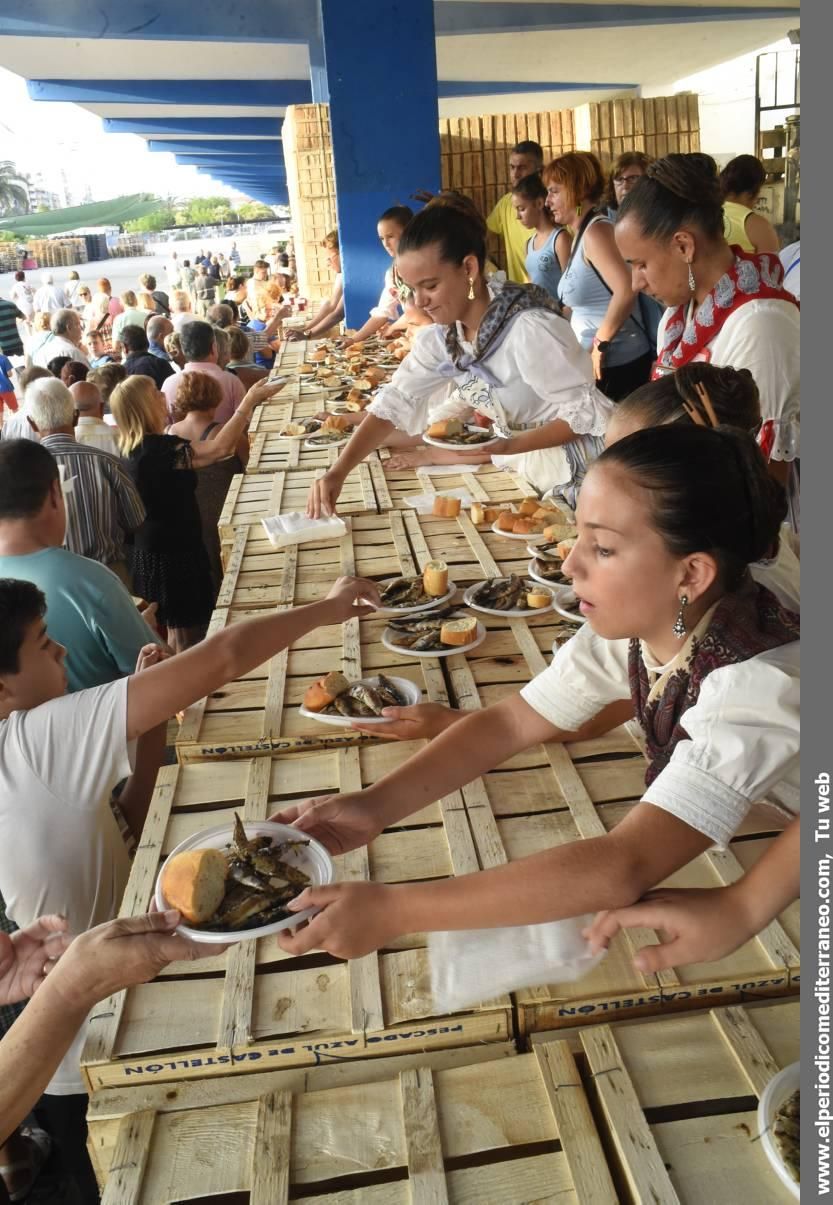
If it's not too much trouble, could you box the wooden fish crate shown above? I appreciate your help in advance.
[572,999,798,1203]
[282,104,336,302]
[590,94,701,164]
[440,109,576,223]
[372,450,535,512]
[246,428,363,473]
[88,1038,618,1203]
[176,513,460,761]
[80,740,513,1093]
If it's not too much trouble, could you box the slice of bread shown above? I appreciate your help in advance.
[162,848,228,924]
[441,616,479,646]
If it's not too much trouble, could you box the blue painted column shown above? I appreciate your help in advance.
[318,0,440,326]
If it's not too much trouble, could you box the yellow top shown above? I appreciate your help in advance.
[722,200,755,253]
[487,192,531,283]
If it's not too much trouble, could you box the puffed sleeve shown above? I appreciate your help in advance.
[520,623,632,731]
[369,267,400,320]
[644,644,800,848]
[509,311,614,436]
[366,325,456,434]
[717,301,800,461]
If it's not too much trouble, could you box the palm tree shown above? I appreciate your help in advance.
[0,161,30,215]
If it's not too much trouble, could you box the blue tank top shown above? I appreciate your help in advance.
[524,228,564,301]
[557,215,650,367]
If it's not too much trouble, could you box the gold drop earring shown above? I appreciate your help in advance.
[467,276,475,300]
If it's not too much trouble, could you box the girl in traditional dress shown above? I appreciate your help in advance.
[280,424,799,959]
[614,153,800,529]
[307,204,613,516]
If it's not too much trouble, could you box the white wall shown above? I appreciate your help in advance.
[642,38,794,166]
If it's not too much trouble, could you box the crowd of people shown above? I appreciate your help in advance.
[0,144,800,1203]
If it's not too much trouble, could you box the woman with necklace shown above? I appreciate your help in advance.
[307,204,613,517]
[614,153,800,529]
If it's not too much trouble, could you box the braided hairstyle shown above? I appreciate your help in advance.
[596,424,786,590]
[617,364,762,435]
[616,152,724,243]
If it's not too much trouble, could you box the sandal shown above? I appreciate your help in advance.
[0,1127,52,1202]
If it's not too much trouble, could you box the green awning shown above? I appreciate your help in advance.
[0,194,159,236]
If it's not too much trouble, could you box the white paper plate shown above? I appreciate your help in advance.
[491,521,546,542]
[369,578,457,615]
[526,557,570,590]
[526,541,562,561]
[303,434,350,450]
[155,820,334,945]
[277,426,321,441]
[757,1063,800,1199]
[422,426,503,451]
[382,620,487,658]
[463,578,554,617]
[550,583,586,624]
[299,675,421,726]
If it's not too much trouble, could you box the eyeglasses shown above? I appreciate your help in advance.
[614,174,644,186]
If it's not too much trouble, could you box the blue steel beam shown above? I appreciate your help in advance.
[104,117,281,136]
[0,1,313,41]
[147,141,272,155]
[28,79,310,105]
[434,3,799,35]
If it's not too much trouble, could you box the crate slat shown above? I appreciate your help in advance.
[90,1040,610,1202]
[581,1001,798,1203]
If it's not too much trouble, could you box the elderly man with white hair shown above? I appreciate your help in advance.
[70,380,121,456]
[30,309,90,371]
[32,272,67,314]
[25,376,144,582]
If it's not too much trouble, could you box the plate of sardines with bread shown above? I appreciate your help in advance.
[156,814,333,943]
[300,671,421,725]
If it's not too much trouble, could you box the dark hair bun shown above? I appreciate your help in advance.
[597,424,786,587]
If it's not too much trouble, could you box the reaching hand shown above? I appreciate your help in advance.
[47,911,225,1011]
[351,702,458,742]
[277,883,398,959]
[307,470,344,518]
[584,886,755,972]
[243,377,288,408]
[0,915,72,1005]
[324,575,381,619]
[135,643,171,673]
[269,792,384,856]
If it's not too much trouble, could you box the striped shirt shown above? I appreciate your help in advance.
[0,299,24,356]
[40,434,146,566]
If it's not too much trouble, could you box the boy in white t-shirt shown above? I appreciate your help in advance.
[0,570,380,1200]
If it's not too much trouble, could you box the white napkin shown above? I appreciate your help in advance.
[403,489,474,513]
[429,916,604,1012]
[416,463,484,476]
[261,512,346,548]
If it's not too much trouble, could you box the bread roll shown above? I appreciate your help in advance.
[352,377,373,391]
[526,586,553,609]
[365,366,386,385]
[303,670,350,711]
[483,506,504,524]
[495,510,516,532]
[323,414,351,432]
[518,497,541,517]
[556,537,578,559]
[440,616,479,646]
[300,363,318,374]
[393,346,409,361]
[470,503,486,525]
[423,560,449,597]
[432,495,461,518]
[533,506,559,520]
[426,418,463,440]
[543,523,578,544]
[162,848,228,924]
[311,348,327,362]
[512,516,534,535]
